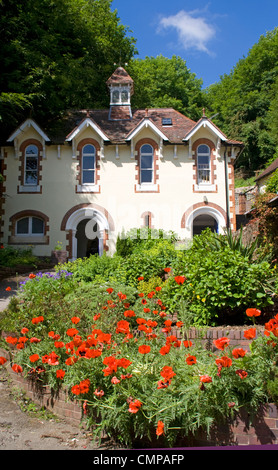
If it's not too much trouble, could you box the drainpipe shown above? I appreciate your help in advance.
[224,145,230,231]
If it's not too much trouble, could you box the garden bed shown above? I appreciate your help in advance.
[1,347,278,448]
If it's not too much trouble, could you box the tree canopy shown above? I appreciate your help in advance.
[127,55,204,121]
[0,0,137,133]
[206,28,278,172]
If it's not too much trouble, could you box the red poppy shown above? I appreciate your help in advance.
[29,273,36,279]
[157,379,171,389]
[31,316,44,324]
[124,310,136,317]
[246,308,261,317]
[160,366,176,381]
[174,275,186,285]
[71,378,90,395]
[128,399,142,414]
[156,421,165,436]
[118,292,127,301]
[85,349,102,359]
[116,320,130,334]
[111,376,120,384]
[30,337,41,343]
[21,327,29,335]
[200,375,212,383]
[138,276,144,281]
[243,328,256,340]
[71,316,80,324]
[138,345,151,354]
[29,354,40,363]
[235,369,248,379]
[164,268,171,273]
[12,364,23,373]
[5,286,11,291]
[117,358,132,369]
[232,348,247,359]
[159,344,171,355]
[0,357,7,365]
[56,369,65,379]
[213,337,230,350]
[54,341,65,348]
[65,356,78,365]
[186,355,197,365]
[43,351,59,366]
[6,336,17,345]
[215,356,232,368]
[183,340,192,348]
[106,288,114,294]
[94,388,104,397]
[66,328,79,337]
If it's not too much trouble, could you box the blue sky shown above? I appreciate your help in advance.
[111,0,278,88]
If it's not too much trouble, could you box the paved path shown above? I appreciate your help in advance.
[0,274,23,312]
[0,270,56,312]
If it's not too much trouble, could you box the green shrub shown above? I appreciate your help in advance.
[0,246,39,267]
[160,230,276,326]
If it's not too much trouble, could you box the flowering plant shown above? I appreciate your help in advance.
[2,271,278,448]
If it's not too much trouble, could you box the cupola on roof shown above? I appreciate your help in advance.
[106,67,134,95]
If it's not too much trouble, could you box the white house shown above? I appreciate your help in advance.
[0,67,244,260]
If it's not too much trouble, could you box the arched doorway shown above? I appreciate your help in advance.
[76,219,99,258]
[183,204,226,238]
[193,214,218,236]
[63,206,111,260]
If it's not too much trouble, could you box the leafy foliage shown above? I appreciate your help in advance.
[127,55,205,120]
[206,28,278,172]
[0,0,136,132]
[161,229,276,325]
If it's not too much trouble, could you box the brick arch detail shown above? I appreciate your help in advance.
[60,203,115,259]
[181,202,227,229]
[9,209,50,245]
[60,203,115,232]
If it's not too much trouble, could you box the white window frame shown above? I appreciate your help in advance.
[16,216,44,237]
[140,144,154,185]
[82,144,96,185]
[111,86,130,105]
[197,144,211,185]
[24,145,39,186]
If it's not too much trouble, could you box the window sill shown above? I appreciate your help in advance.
[135,183,159,193]
[76,184,100,193]
[18,185,41,193]
[194,183,217,192]
[9,235,49,245]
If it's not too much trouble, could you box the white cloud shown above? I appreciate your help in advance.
[158,9,216,54]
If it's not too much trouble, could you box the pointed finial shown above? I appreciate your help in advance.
[202,108,206,117]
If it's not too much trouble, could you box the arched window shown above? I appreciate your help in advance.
[24,144,39,185]
[140,144,154,184]
[197,144,210,184]
[82,144,96,184]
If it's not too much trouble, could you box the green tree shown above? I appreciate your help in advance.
[127,55,205,121]
[0,0,137,133]
[206,28,278,172]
